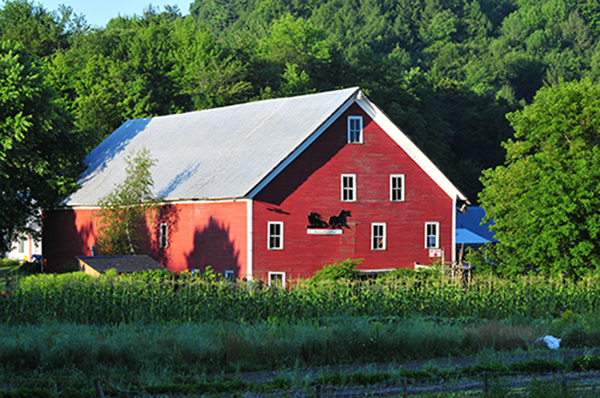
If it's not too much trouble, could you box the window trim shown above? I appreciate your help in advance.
[268,221,284,250]
[347,116,363,144]
[159,223,168,249]
[390,174,405,202]
[425,222,440,249]
[268,271,286,288]
[371,222,387,251]
[341,174,357,202]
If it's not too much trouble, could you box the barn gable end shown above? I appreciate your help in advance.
[43,88,466,279]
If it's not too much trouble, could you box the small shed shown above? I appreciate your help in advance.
[77,255,167,277]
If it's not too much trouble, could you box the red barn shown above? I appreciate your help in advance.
[43,87,467,284]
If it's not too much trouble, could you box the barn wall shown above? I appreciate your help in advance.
[252,103,454,283]
[43,208,98,272]
[43,201,248,277]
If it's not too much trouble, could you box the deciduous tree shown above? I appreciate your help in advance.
[480,79,600,277]
[0,41,87,253]
[96,148,159,255]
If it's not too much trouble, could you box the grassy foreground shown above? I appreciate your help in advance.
[3,267,600,396]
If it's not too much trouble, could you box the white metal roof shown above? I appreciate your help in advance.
[63,87,467,207]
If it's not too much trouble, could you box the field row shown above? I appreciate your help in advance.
[2,270,600,324]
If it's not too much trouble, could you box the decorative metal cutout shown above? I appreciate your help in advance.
[306,210,352,229]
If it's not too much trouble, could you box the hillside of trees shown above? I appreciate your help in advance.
[2,0,599,204]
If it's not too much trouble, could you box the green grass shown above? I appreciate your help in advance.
[3,270,600,396]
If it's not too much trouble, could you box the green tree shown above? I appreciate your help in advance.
[0,41,87,253]
[479,79,600,277]
[96,148,160,255]
[0,0,86,57]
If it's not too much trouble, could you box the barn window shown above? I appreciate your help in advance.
[348,116,363,143]
[341,174,356,201]
[390,174,405,202]
[269,271,286,288]
[425,222,439,248]
[159,223,168,249]
[372,223,387,250]
[268,221,284,250]
[224,270,234,283]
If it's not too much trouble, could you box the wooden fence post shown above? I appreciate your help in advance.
[93,379,105,398]
[483,372,488,393]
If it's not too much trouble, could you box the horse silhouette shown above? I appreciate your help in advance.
[329,210,352,229]
[307,212,329,228]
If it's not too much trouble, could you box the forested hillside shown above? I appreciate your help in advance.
[2,0,599,201]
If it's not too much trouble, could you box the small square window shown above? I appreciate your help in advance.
[425,222,439,249]
[224,270,234,283]
[269,271,286,288]
[268,222,284,250]
[348,116,363,144]
[341,174,356,202]
[390,174,405,202]
[372,223,387,250]
[159,223,168,249]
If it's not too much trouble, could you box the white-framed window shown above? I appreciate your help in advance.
[159,223,168,249]
[372,222,387,250]
[268,221,284,250]
[348,116,363,144]
[341,174,356,202]
[390,174,405,202]
[18,238,25,254]
[269,271,286,288]
[425,222,439,249]
[224,270,234,283]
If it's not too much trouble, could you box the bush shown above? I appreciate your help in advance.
[309,258,361,283]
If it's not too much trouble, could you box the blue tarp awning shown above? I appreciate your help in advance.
[456,228,489,245]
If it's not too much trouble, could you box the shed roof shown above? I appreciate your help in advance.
[63,87,466,207]
[76,255,167,274]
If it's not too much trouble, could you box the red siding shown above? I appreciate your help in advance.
[44,201,248,277]
[252,103,454,282]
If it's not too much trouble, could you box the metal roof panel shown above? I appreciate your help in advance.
[64,87,360,206]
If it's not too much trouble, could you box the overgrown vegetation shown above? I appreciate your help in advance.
[4,269,600,324]
[3,268,600,395]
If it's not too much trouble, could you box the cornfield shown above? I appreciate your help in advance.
[2,270,600,325]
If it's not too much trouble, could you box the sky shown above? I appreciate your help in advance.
[38,0,192,28]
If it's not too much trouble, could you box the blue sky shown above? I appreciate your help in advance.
[38,0,192,28]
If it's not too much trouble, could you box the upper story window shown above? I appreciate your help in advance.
[425,222,439,249]
[159,223,168,249]
[341,174,356,202]
[390,174,405,202]
[372,222,387,250]
[348,116,363,144]
[268,221,284,250]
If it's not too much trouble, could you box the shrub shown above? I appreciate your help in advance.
[309,258,361,283]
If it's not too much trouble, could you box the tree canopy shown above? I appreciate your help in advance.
[479,79,600,277]
[96,148,159,255]
[2,0,600,256]
[0,41,87,253]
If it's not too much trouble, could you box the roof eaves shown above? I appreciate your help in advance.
[355,93,468,202]
[246,87,360,199]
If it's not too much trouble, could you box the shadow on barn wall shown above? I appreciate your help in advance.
[43,209,97,272]
[149,203,180,269]
[185,216,240,277]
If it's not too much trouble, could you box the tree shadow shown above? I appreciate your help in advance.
[148,203,180,269]
[42,209,95,272]
[74,119,152,189]
[185,216,240,277]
